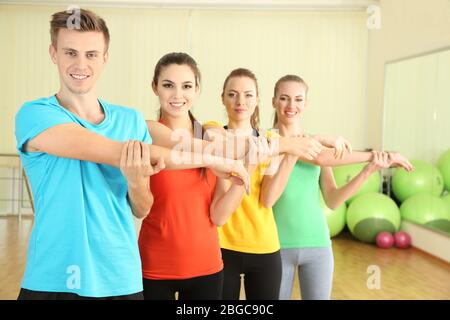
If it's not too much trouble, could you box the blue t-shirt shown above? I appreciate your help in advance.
[15,95,151,297]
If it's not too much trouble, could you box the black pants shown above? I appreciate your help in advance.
[143,270,224,300]
[221,249,281,300]
[17,288,143,300]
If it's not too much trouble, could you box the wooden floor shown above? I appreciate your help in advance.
[1,216,449,300]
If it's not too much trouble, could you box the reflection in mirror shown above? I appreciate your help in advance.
[382,48,450,235]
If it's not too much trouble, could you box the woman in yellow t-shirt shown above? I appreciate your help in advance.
[209,68,325,299]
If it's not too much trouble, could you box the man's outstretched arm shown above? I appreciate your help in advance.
[24,123,250,191]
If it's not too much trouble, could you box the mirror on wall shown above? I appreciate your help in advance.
[382,47,450,235]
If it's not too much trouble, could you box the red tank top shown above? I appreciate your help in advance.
[138,166,222,279]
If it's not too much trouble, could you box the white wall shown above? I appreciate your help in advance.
[1,4,370,155]
[367,0,450,149]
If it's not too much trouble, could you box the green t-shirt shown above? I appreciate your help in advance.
[273,160,331,248]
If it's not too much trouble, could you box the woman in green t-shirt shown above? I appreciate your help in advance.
[271,75,414,300]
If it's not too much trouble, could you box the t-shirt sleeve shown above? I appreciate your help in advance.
[203,120,222,128]
[264,129,281,139]
[257,130,278,174]
[134,111,152,145]
[15,101,74,153]
[142,126,152,145]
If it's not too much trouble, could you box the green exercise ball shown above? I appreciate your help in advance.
[401,193,450,233]
[392,160,444,202]
[347,192,401,243]
[437,149,450,191]
[320,193,347,237]
[333,163,381,204]
[442,193,450,212]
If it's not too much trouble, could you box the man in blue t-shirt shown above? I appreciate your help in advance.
[15,8,249,300]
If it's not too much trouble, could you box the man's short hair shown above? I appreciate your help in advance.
[50,8,110,51]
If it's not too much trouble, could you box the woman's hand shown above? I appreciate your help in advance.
[120,140,165,218]
[313,135,352,159]
[387,152,415,172]
[363,150,391,174]
[281,135,323,160]
[120,140,165,187]
[208,159,250,194]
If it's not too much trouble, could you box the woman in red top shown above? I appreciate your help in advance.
[138,52,248,300]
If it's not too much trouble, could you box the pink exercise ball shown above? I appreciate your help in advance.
[375,231,394,249]
[394,231,412,249]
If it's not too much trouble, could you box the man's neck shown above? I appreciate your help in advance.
[55,88,104,124]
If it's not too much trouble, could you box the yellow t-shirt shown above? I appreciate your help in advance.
[203,121,280,254]
[219,161,280,254]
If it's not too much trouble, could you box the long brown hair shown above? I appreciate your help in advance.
[152,52,207,179]
[273,75,308,126]
[222,68,260,130]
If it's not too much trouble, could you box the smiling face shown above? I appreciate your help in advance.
[49,29,108,95]
[152,63,199,119]
[273,80,307,126]
[222,76,258,125]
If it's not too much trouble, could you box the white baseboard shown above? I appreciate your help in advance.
[401,220,450,263]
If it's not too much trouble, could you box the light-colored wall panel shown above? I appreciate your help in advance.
[0,5,60,154]
[0,5,189,153]
[94,8,190,119]
[367,0,450,150]
[1,4,369,154]
[190,10,368,149]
